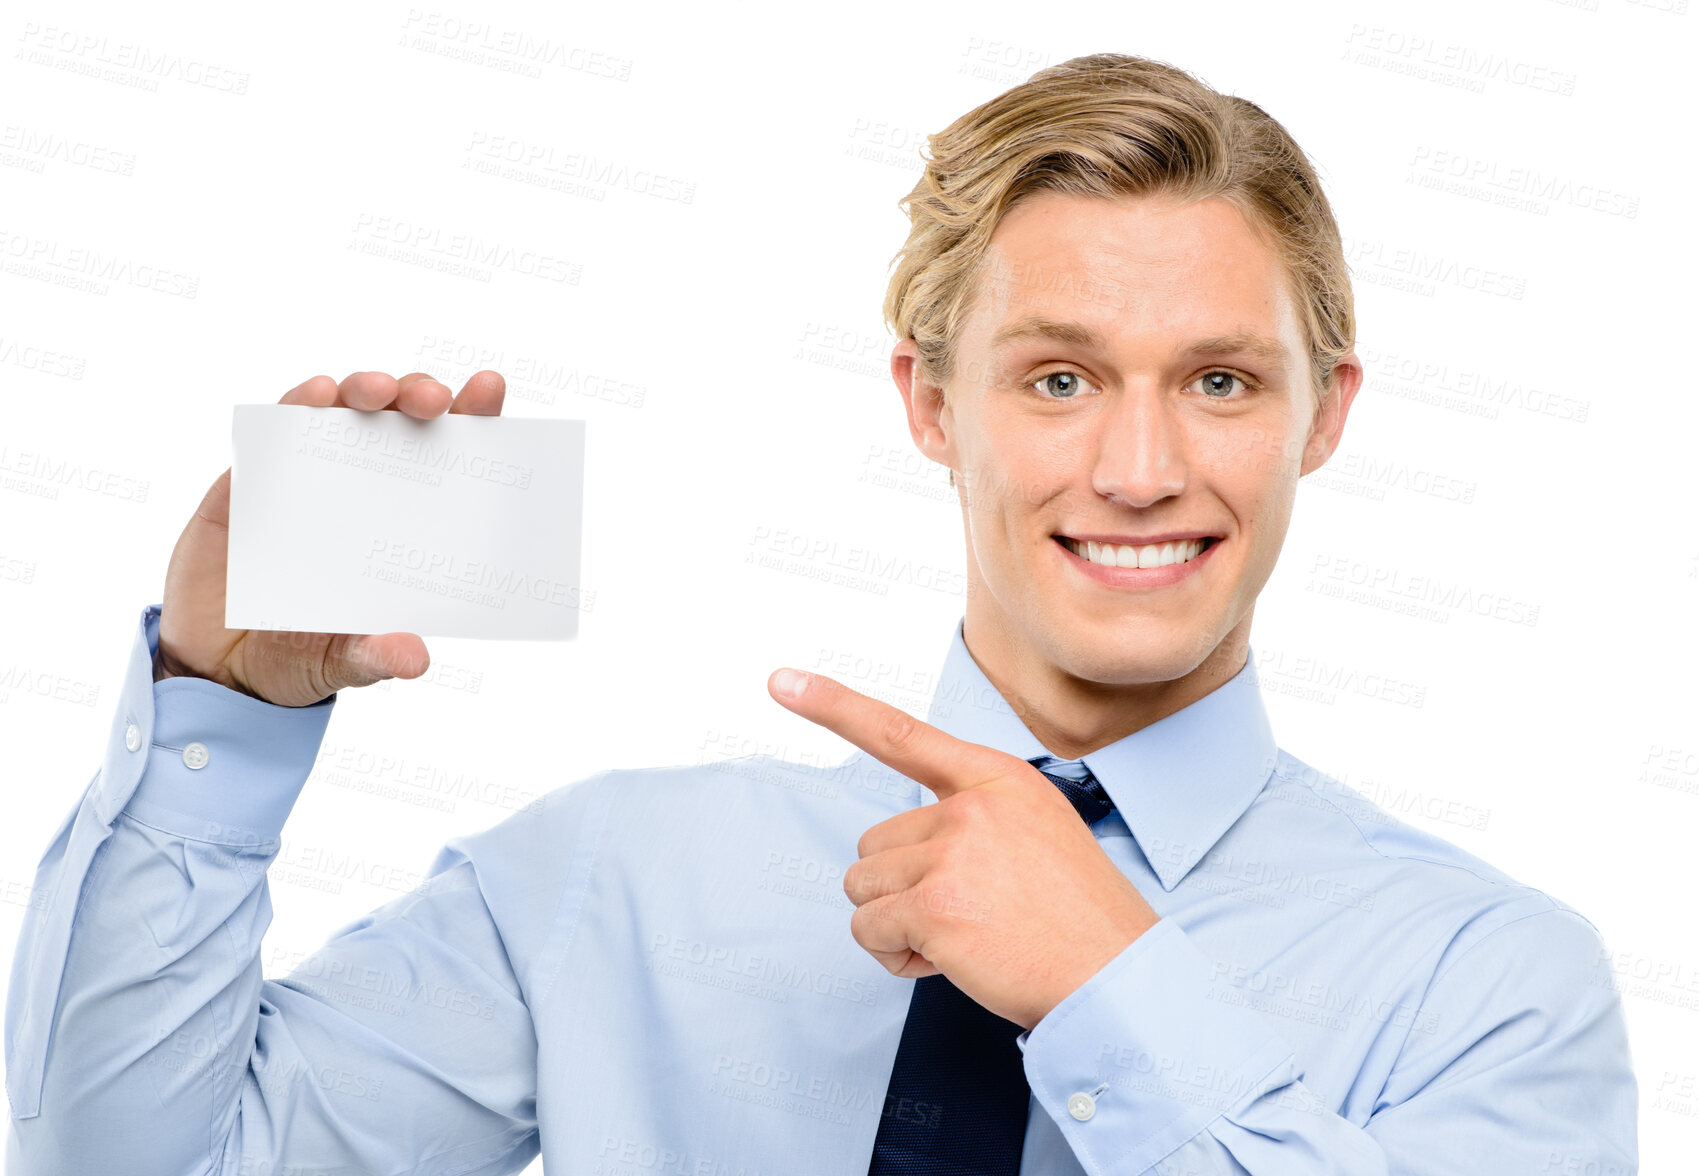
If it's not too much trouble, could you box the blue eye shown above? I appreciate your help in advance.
[1032,371,1096,399]
[1193,371,1250,398]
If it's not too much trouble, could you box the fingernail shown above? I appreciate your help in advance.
[772,668,806,698]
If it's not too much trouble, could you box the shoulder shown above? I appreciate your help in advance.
[1255,747,1611,966]
[443,749,915,873]
[418,752,914,989]
[591,750,920,826]
[1265,747,1512,884]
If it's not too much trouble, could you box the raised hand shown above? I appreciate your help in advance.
[153,369,506,708]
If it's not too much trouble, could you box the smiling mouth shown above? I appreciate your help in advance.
[1055,535,1219,569]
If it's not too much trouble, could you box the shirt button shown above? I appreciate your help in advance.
[182,742,210,770]
[124,723,142,752]
[1067,1091,1096,1121]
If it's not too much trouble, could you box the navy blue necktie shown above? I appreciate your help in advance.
[866,758,1114,1175]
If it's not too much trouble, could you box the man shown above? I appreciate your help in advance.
[6,53,1636,1175]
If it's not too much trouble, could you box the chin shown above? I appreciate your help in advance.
[1047,623,1215,687]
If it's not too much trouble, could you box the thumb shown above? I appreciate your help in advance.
[330,633,430,688]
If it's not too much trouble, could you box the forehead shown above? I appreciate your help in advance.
[965,191,1302,351]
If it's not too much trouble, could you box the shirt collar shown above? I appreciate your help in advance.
[921,617,1280,892]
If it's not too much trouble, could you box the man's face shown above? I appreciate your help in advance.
[894,191,1360,690]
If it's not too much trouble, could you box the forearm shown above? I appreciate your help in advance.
[1020,919,1389,1174]
[6,603,336,1173]
[1021,913,1636,1174]
[8,804,284,1175]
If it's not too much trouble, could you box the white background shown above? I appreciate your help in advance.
[2,0,1695,1170]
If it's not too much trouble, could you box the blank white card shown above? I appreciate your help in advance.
[226,404,586,640]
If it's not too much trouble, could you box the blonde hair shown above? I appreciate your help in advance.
[883,52,1354,408]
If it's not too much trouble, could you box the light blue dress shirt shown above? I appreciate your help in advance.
[6,602,1637,1174]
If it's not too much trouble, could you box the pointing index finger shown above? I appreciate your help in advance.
[767,668,1004,799]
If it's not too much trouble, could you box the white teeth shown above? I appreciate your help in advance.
[1066,537,1209,568]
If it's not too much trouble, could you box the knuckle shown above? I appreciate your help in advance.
[848,903,878,945]
[842,861,864,901]
[931,831,968,866]
[949,788,993,822]
[881,709,923,754]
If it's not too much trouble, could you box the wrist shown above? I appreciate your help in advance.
[152,641,211,688]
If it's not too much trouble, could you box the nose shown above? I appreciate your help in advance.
[1090,384,1188,508]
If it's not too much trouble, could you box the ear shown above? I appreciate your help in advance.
[1299,351,1364,477]
[891,338,957,470]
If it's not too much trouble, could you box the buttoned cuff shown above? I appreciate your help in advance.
[101,602,336,844]
[1017,917,1295,1173]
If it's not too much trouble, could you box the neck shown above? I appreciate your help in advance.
[960,610,1251,760]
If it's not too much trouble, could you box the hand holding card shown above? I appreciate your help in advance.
[154,370,583,708]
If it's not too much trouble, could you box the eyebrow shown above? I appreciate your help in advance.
[986,315,1291,369]
[988,315,1107,351]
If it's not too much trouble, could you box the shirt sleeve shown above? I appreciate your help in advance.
[4,603,543,1176]
[1017,911,1638,1175]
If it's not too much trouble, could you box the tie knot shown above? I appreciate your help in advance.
[1029,756,1115,826]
